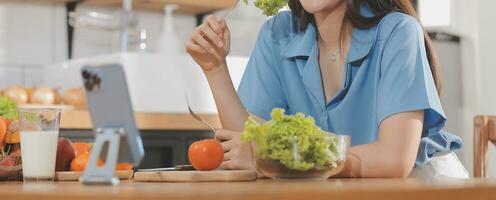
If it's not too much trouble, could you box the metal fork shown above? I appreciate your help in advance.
[220,0,241,20]
[185,93,217,132]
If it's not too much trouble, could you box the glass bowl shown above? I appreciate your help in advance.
[253,134,350,180]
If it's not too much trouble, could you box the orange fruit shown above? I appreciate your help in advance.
[4,119,11,129]
[188,139,224,171]
[72,143,91,157]
[0,117,7,146]
[70,153,104,171]
[5,131,20,144]
[116,163,133,171]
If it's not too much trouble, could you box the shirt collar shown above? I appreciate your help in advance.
[281,5,379,63]
[281,21,318,58]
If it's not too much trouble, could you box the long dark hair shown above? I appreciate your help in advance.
[288,0,442,94]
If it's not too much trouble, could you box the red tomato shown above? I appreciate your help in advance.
[188,139,224,171]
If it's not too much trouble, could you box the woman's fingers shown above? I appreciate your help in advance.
[192,28,216,54]
[205,15,222,35]
[220,160,234,169]
[220,140,235,152]
[185,41,206,54]
[219,20,231,51]
[192,25,225,61]
[223,150,234,161]
[191,16,229,57]
[220,155,244,170]
[215,129,234,140]
[186,15,230,72]
[199,24,223,48]
[219,19,228,33]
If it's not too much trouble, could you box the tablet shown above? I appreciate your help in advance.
[82,64,144,166]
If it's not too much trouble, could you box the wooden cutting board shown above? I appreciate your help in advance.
[133,170,257,182]
[55,170,133,181]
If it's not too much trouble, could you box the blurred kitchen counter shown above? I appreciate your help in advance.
[58,109,219,167]
[60,110,221,131]
[1,178,495,200]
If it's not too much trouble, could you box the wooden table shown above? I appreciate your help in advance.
[1,179,496,200]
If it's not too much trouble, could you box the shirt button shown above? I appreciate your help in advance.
[317,109,324,116]
[321,114,329,129]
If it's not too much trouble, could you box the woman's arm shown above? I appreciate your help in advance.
[186,15,249,131]
[339,111,424,178]
[187,15,262,169]
[204,67,249,131]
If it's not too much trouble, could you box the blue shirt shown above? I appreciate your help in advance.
[237,9,463,166]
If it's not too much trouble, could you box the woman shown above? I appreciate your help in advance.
[186,0,466,178]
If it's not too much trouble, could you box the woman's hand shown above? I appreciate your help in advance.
[186,15,231,73]
[215,129,255,170]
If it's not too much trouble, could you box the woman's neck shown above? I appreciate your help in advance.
[314,2,350,50]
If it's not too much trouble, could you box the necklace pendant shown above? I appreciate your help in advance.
[330,55,337,62]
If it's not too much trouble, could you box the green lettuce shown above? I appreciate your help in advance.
[243,0,287,16]
[0,96,18,121]
[242,108,340,171]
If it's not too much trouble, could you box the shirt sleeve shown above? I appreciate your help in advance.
[377,17,463,166]
[237,20,287,120]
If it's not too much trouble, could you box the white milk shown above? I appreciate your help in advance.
[20,131,59,179]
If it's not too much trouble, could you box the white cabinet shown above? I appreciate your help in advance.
[43,53,248,113]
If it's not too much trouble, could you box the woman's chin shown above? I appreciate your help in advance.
[300,0,346,15]
[301,8,321,14]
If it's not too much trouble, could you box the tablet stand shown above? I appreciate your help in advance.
[80,127,123,185]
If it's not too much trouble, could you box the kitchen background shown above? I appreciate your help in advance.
[0,0,494,176]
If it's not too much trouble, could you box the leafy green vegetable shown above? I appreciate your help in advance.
[243,0,287,16]
[0,96,18,121]
[242,108,340,171]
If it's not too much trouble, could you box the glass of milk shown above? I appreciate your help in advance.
[19,108,61,182]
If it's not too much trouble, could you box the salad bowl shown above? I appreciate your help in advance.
[242,108,350,180]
